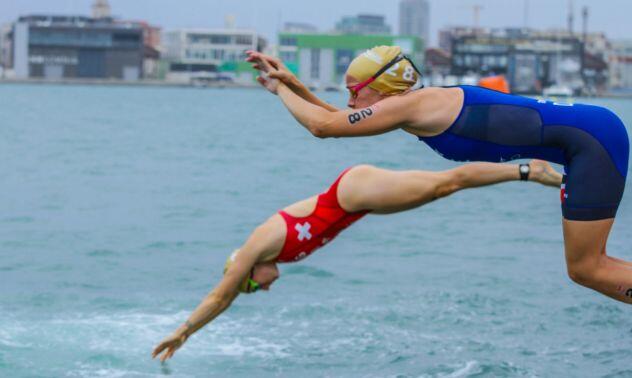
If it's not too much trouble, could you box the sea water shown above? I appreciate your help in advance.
[1,84,631,377]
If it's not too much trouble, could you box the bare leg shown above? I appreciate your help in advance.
[563,218,632,304]
[339,161,560,214]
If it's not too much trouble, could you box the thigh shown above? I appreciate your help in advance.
[338,165,450,214]
[562,140,626,221]
[562,218,613,266]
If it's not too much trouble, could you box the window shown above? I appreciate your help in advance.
[335,49,354,75]
[310,49,320,79]
[211,35,230,44]
[280,37,297,47]
[235,35,252,45]
[280,51,297,62]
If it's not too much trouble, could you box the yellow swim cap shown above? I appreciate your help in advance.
[224,250,255,293]
[346,46,419,95]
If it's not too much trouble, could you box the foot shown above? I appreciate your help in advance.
[528,159,563,188]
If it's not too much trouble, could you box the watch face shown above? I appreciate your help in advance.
[520,165,529,174]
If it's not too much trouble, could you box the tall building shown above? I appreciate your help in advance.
[278,33,423,89]
[399,0,430,45]
[163,29,266,83]
[12,15,144,80]
[335,15,391,35]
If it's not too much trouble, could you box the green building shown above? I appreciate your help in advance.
[278,33,424,90]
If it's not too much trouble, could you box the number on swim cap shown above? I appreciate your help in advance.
[403,66,416,82]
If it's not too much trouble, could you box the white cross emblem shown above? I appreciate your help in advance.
[295,222,312,241]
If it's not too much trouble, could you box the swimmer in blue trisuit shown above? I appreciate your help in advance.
[247,46,632,304]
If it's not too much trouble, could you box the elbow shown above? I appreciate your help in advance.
[308,120,333,139]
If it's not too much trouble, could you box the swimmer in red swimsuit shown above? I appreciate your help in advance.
[153,160,562,361]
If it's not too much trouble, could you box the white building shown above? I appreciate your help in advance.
[163,29,266,84]
[610,40,632,90]
[399,0,430,45]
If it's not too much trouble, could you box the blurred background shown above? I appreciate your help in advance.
[2,0,632,96]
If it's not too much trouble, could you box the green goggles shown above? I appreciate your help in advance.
[244,268,261,293]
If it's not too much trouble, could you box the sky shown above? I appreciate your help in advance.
[2,0,631,46]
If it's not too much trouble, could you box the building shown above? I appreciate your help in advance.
[0,23,12,73]
[335,15,391,35]
[609,40,632,90]
[278,33,423,90]
[450,28,584,94]
[12,15,144,80]
[438,27,485,53]
[399,0,430,46]
[124,20,162,79]
[424,48,451,86]
[163,29,266,84]
[283,22,318,34]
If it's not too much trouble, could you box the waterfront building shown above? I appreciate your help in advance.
[450,28,584,94]
[399,0,430,46]
[278,33,423,90]
[125,20,162,79]
[283,22,318,34]
[0,23,12,73]
[609,40,632,90]
[12,15,144,80]
[163,29,266,84]
[335,15,392,35]
[424,48,451,86]
[438,27,485,53]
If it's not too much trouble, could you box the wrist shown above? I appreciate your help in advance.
[519,163,530,181]
[277,82,290,95]
[177,320,194,338]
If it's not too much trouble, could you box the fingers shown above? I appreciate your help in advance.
[152,343,167,359]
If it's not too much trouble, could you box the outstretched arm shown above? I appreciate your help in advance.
[246,51,339,112]
[152,216,285,362]
[276,83,417,138]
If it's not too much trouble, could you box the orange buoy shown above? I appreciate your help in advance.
[478,75,510,94]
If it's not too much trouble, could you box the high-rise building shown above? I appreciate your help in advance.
[399,0,430,45]
[335,15,391,35]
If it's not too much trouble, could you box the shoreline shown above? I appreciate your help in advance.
[0,77,260,89]
[2,78,632,99]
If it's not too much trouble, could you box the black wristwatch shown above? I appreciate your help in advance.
[519,164,530,181]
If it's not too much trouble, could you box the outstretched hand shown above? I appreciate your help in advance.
[246,51,294,93]
[152,332,188,362]
[528,159,563,187]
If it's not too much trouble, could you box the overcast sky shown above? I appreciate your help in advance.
[2,0,631,46]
